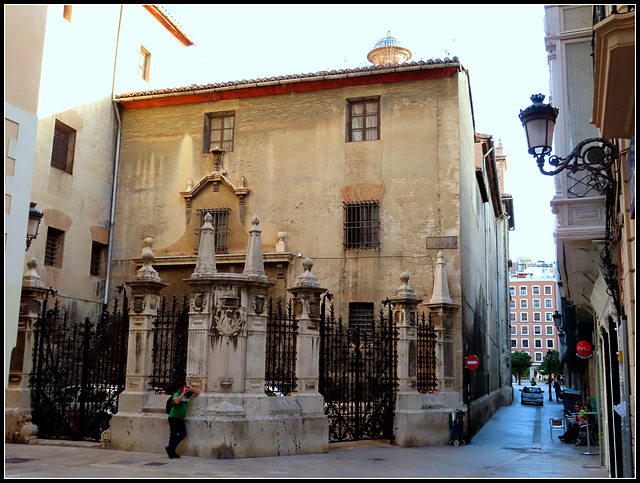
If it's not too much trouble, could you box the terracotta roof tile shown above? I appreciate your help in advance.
[116,57,460,99]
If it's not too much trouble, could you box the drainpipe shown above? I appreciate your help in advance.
[104,5,123,305]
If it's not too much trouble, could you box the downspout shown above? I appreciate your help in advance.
[104,4,123,305]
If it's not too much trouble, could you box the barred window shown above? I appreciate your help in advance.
[344,201,380,250]
[51,120,75,174]
[90,242,107,277]
[194,208,230,254]
[348,302,374,331]
[45,227,65,268]
[204,111,235,153]
[347,98,380,142]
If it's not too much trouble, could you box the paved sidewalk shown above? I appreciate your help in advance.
[5,386,609,478]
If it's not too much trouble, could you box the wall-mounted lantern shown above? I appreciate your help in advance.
[26,202,43,251]
[518,94,618,193]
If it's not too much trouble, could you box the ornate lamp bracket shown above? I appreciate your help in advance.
[537,137,618,193]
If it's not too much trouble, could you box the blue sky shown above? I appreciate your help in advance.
[164,4,557,263]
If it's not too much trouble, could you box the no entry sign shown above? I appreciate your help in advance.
[465,355,479,370]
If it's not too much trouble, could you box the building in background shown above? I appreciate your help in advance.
[17,4,194,324]
[544,4,634,477]
[509,268,559,378]
[4,5,48,388]
[6,3,193,397]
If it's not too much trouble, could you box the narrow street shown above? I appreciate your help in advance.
[5,383,608,478]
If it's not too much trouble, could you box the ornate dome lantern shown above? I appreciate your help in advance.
[367,30,412,66]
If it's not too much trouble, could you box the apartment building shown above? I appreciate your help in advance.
[509,272,559,374]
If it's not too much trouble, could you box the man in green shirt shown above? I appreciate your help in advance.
[166,380,200,459]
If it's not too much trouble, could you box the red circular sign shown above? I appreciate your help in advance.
[466,355,479,370]
[576,340,593,358]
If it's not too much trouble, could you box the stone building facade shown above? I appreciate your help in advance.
[109,37,513,441]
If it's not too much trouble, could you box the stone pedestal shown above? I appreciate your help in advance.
[287,259,329,443]
[390,271,464,446]
[5,259,50,443]
[389,272,425,446]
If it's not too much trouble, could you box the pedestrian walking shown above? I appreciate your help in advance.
[554,380,562,401]
[166,380,200,459]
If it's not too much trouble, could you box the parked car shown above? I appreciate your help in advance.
[53,384,119,415]
[520,385,544,405]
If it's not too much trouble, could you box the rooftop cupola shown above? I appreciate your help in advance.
[367,30,412,66]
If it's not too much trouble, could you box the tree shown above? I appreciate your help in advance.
[511,351,532,384]
[538,349,563,381]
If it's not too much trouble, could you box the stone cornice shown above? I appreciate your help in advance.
[131,252,294,267]
[181,171,250,203]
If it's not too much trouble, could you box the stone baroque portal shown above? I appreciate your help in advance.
[107,215,328,459]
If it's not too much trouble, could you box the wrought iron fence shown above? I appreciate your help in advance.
[264,298,298,396]
[30,294,129,441]
[150,295,189,394]
[417,311,438,393]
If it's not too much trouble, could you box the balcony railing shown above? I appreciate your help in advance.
[593,5,635,25]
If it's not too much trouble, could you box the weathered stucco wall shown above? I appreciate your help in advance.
[111,74,466,316]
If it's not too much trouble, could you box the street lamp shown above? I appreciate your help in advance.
[26,202,44,251]
[518,94,618,193]
[558,330,566,346]
[546,350,553,401]
[552,310,567,346]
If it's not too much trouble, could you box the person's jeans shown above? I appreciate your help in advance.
[168,417,187,452]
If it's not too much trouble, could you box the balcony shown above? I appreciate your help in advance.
[592,6,635,139]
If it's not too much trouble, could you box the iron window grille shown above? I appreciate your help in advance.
[44,227,64,267]
[348,302,375,331]
[194,208,230,254]
[344,201,380,250]
[50,120,75,174]
[204,111,235,153]
[90,242,107,277]
[347,98,380,142]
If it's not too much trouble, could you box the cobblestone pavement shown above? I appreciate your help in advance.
[5,385,609,478]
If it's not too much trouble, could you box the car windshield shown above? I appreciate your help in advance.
[525,387,542,393]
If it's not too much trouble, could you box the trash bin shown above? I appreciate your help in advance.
[561,389,582,415]
[449,409,465,446]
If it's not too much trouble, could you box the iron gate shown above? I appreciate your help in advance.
[265,298,298,396]
[149,295,190,394]
[319,300,398,442]
[30,290,129,441]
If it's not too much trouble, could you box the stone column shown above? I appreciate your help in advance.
[285,259,329,455]
[388,272,425,447]
[287,259,326,395]
[5,259,50,443]
[243,217,271,394]
[389,272,421,393]
[119,248,167,411]
[185,213,218,392]
[424,251,461,393]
